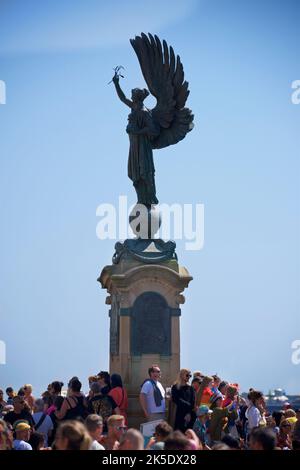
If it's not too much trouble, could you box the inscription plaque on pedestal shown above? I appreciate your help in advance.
[131,292,170,356]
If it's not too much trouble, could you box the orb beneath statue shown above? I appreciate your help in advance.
[129,204,161,239]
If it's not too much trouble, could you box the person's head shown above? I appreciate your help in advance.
[221,435,241,450]
[176,369,192,386]
[164,431,191,450]
[148,364,161,381]
[225,385,238,400]
[88,376,98,388]
[218,381,228,395]
[34,399,45,413]
[249,427,276,451]
[29,431,44,450]
[69,378,82,394]
[85,414,103,441]
[184,429,202,450]
[111,373,123,389]
[210,391,223,409]
[14,421,31,442]
[201,375,213,389]
[191,377,201,391]
[153,421,173,442]
[107,415,126,441]
[196,405,213,422]
[285,409,296,419]
[50,381,63,395]
[54,395,64,411]
[193,371,204,381]
[12,395,25,413]
[272,410,284,427]
[90,381,102,396]
[6,387,14,399]
[0,419,12,450]
[280,419,292,436]
[42,391,53,408]
[55,421,92,450]
[23,384,33,397]
[131,87,149,104]
[119,428,144,450]
[17,387,25,398]
[212,375,221,388]
[248,390,264,408]
[212,442,230,450]
[97,371,111,390]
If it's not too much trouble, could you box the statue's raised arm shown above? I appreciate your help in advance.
[112,73,133,109]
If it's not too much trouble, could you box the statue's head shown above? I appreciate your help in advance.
[131,87,149,103]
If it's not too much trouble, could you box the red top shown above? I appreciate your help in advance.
[108,387,128,424]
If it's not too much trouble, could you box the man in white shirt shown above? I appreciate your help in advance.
[13,421,32,450]
[140,364,166,421]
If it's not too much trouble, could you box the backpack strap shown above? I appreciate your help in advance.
[34,413,47,430]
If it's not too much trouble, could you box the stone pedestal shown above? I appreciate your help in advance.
[98,239,192,428]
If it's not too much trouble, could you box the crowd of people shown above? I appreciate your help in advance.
[0,366,299,451]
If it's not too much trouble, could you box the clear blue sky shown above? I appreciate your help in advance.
[0,0,299,395]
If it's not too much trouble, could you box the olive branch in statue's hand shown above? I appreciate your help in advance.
[108,65,125,85]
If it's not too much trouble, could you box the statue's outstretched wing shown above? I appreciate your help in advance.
[130,33,194,149]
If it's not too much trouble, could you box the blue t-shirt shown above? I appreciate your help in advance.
[13,439,32,450]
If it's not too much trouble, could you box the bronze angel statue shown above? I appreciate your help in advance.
[112,33,194,207]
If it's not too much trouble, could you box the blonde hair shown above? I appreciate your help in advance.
[174,369,191,388]
[24,384,32,394]
[56,421,92,450]
[285,409,296,418]
[107,415,125,427]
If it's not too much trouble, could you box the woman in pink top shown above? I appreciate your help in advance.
[108,374,128,424]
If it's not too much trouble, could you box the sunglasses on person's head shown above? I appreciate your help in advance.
[186,374,192,378]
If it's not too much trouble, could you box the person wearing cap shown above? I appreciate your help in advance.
[209,392,238,443]
[13,421,32,450]
[193,405,212,446]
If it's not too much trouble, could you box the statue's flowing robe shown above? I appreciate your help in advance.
[127,109,160,206]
